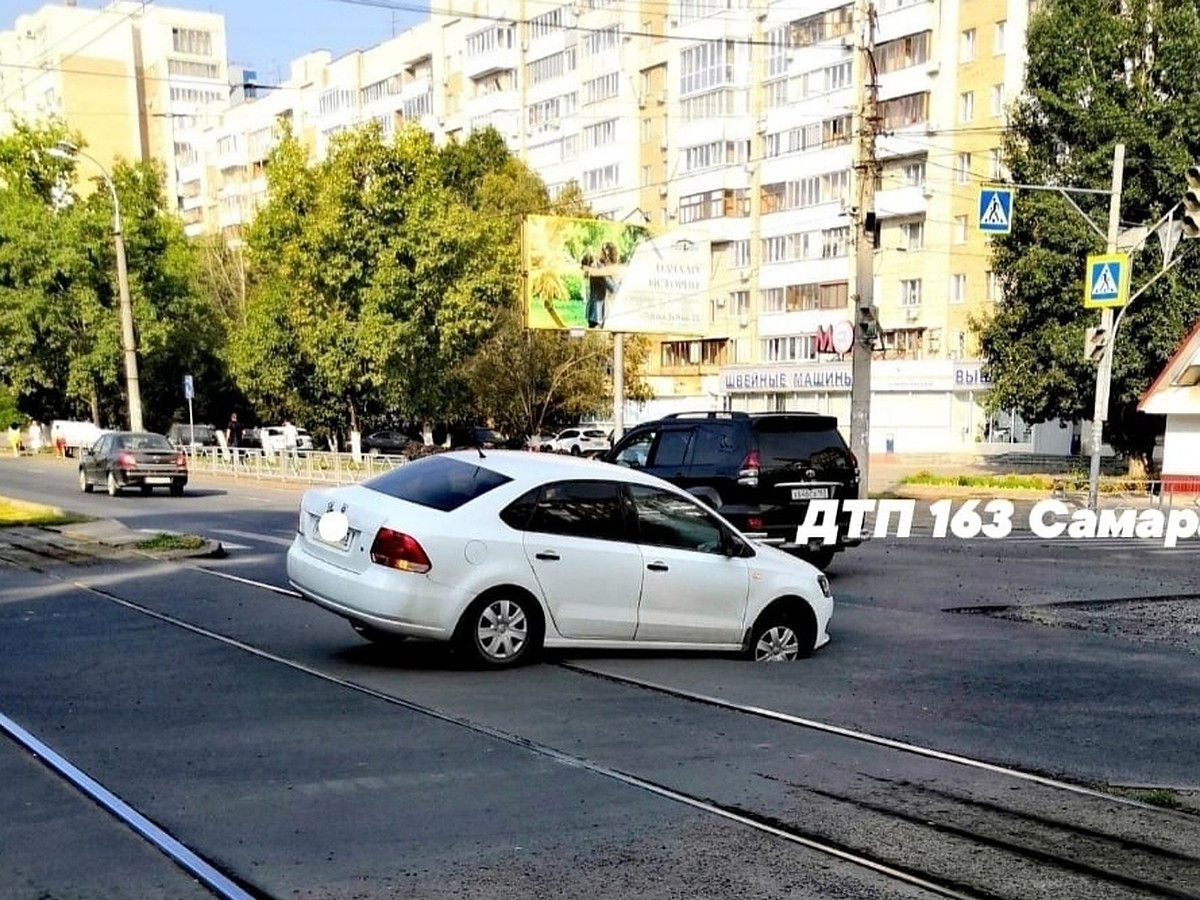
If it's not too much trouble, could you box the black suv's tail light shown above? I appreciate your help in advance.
[738,449,759,486]
[848,451,860,477]
[369,528,432,573]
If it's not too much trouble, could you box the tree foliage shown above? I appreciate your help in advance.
[232,125,652,443]
[976,0,1200,459]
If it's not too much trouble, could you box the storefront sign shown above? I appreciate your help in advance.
[723,366,853,393]
[953,363,992,388]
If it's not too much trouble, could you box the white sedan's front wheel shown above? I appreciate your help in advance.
[106,471,120,497]
[79,469,92,493]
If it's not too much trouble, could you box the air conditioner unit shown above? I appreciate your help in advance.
[738,313,750,328]
[715,295,726,307]
[926,60,940,75]
[905,307,920,321]
[922,183,934,199]
[657,89,667,104]
[739,270,750,282]
[925,121,940,135]
[637,93,646,109]
[658,185,669,197]
[659,139,669,151]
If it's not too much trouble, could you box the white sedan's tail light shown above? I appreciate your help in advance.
[369,528,432,573]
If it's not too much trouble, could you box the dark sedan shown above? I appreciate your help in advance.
[360,430,415,456]
[79,431,188,497]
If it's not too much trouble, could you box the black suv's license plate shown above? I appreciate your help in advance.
[791,487,830,500]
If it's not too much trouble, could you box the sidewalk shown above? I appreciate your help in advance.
[0,518,224,568]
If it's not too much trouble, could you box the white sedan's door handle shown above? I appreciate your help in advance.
[535,550,560,561]
[646,561,669,572]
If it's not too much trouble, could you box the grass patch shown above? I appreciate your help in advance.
[900,471,1054,490]
[899,471,1154,493]
[1133,789,1182,810]
[0,496,86,527]
[136,532,206,552]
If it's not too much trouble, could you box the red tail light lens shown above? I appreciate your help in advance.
[116,452,136,468]
[369,528,431,573]
[848,451,859,470]
[176,453,187,467]
[737,448,760,486]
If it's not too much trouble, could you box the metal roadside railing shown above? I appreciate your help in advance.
[184,447,408,486]
[1049,476,1200,510]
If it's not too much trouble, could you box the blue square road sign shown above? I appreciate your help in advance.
[978,188,1013,233]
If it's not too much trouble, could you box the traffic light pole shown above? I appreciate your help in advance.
[1086,144,1126,511]
[849,0,878,500]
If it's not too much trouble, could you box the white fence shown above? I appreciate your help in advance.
[185,447,408,485]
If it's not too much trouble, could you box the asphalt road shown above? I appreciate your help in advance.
[1,456,1198,899]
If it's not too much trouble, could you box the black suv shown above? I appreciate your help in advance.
[604,411,861,569]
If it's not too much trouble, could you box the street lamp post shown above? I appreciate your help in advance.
[49,141,143,432]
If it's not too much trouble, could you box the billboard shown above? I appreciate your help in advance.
[523,215,711,334]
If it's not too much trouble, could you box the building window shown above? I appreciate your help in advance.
[989,148,1004,179]
[991,83,1006,117]
[959,90,974,123]
[987,271,1002,301]
[762,335,816,363]
[526,48,578,85]
[583,72,620,104]
[679,40,739,97]
[960,28,976,62]
[955,152,972,185]
[583,164,620,192]
[902,159,926,187]
[731,289,750,315]
[876,31,930,72]
[679,188,748,223]
[821,227,850,258]
[762,286,785,312]
[900,220,924,251]
[954,215,968,244]
[171,27,212,56]
[788,5,853,47]
[582,118,618,149]
[994,20,1007,54]
[950,273,966,304]
[641,118,652,143]
[662,338,728,366]
[879,92,928,129]
[640,164,652,187]
[466,24,515,57]
[730,240,751,268]
[527,6,568,41]
[900,278,922,307]
[168,58,220,79]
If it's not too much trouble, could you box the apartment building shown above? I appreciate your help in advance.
[0,1,229,218]
[6,0,1063,452]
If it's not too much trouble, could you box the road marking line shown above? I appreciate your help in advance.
[210,528,293,548]
[0,712,254,900]
[186,566,301,598]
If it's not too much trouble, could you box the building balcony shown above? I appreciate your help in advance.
[875,184,930,220]
[462,47,518,81]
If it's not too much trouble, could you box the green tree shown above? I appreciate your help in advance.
[234,123,519,442]
[975,0,1200,461]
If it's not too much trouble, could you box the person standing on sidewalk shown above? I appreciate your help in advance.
[226,413,244,464]
[281,418,299,472]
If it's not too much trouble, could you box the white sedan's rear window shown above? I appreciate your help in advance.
[365,455,511,511]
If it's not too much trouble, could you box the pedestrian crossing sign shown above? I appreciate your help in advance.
[1083,252,1130,308]
[978,188,1013,234]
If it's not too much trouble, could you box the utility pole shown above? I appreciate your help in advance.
[1086,143,1125,510]
[849,0,879,499]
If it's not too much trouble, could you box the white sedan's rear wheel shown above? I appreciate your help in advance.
[457,593,542,668]
[79,469,92,493]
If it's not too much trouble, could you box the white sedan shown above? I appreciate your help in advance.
[286,451,832,668]
[542,427,611,456]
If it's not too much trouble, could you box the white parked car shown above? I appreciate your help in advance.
[542,427,611,456]
[286,451,833,668]
[258,425,314,455]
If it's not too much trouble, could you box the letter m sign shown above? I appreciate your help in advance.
[814,326,835,355]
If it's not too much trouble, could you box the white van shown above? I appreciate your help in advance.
[50,419,104,457]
